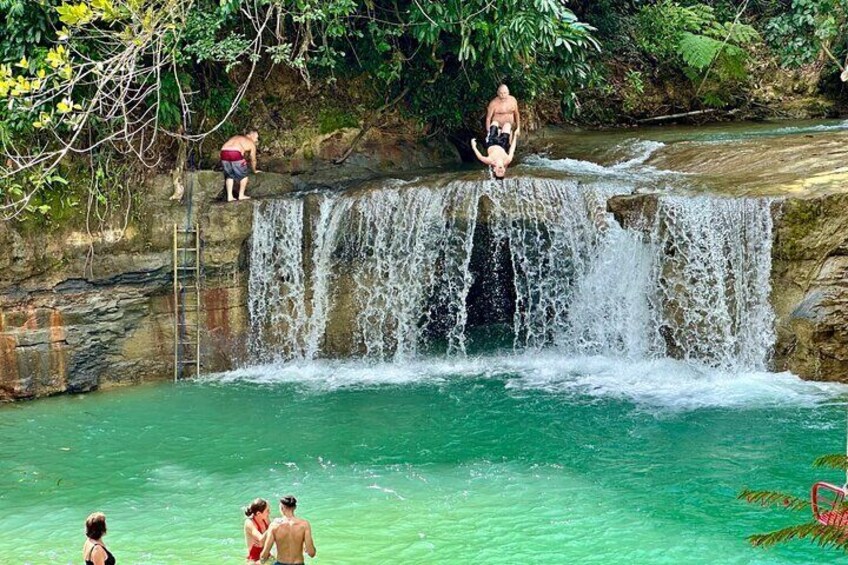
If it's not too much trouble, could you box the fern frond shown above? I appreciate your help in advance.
[677,32,723,70]
[716,45,748,80]
[749,522,848,551]
[738,489,809,511]
[706,21,760,44]
[680,4,714,32]
[814,454,848,471]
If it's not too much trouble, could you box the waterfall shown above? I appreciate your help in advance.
[247,178,775,370]
[653,196,775,369]
[247,199,307,362]
[248,183,483,362]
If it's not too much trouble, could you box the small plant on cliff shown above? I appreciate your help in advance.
[740,453,848,553]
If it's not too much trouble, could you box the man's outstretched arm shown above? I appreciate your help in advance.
[471,139,492,165]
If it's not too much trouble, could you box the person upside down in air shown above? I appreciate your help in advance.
[471,121,519,179]
[471,84,520,178]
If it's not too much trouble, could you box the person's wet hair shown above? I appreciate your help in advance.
[244,498,269,517]
[85,512,107,540]
[280,495,297,509]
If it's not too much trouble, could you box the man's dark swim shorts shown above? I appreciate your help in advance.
[484,128,511,152]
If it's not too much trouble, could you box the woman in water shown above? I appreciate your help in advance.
[244,498,270,564]
[83,512,116,565]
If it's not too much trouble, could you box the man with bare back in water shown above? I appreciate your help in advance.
[260,496,316,565]
[471,84,521,178]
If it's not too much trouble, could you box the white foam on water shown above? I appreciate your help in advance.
[772,120,848,135]
[500,353,844,411]
[522,140,676,179]
[202,353,846,411]
[693,120,848,144]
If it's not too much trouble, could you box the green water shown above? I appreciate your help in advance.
[1,354,846,564]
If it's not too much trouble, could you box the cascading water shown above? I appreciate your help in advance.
[248,183,483,362]
[247,175,776,371]
[247,199,307,362]
[653,196,775,369]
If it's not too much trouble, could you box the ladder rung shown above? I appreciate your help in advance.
[173,223,202,381]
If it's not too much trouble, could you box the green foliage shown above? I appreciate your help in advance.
[748,522,848,551]
[0,0,60,63]
[318,108,359,135]
[269,0,599,128]
[814,454,848,471]
[765,0,848,68]
[738,488,810,511]
[678,33,727,70]
[157,72,188,130]
[4,0,598,150]
[631,1,760,107]
[622,69,646,113]
[0,167,75,224]
[182,6,251,72]
[635,2,715,60]
[741,453,848,554]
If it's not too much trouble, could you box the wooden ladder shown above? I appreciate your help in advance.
[173,223,201,380]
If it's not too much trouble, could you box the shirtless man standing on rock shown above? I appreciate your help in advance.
[486,84,520,133]
[220,131,260,202]
[260,496,316,565]
[471,84,521,178]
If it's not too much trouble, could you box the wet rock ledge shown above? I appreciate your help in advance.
[4,174,848,401]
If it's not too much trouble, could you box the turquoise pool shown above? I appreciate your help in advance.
[0,354,845,563]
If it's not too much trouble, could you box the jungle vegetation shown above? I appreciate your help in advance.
[1,0,847,221]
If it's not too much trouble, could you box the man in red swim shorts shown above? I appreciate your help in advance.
[220,131,261,202]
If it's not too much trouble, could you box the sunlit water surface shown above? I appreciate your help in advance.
[1,354,847,564]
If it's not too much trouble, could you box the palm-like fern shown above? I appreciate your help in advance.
[634,1,761,106]
[678,33,730,70]
[738,489,810,512]
[748,522,848,551]
[740,453,848,553]
[677,22,759,78]
[814,454,848,471]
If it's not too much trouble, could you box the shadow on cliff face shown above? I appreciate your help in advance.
[423,197,517,352]
[448,129,478,164]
